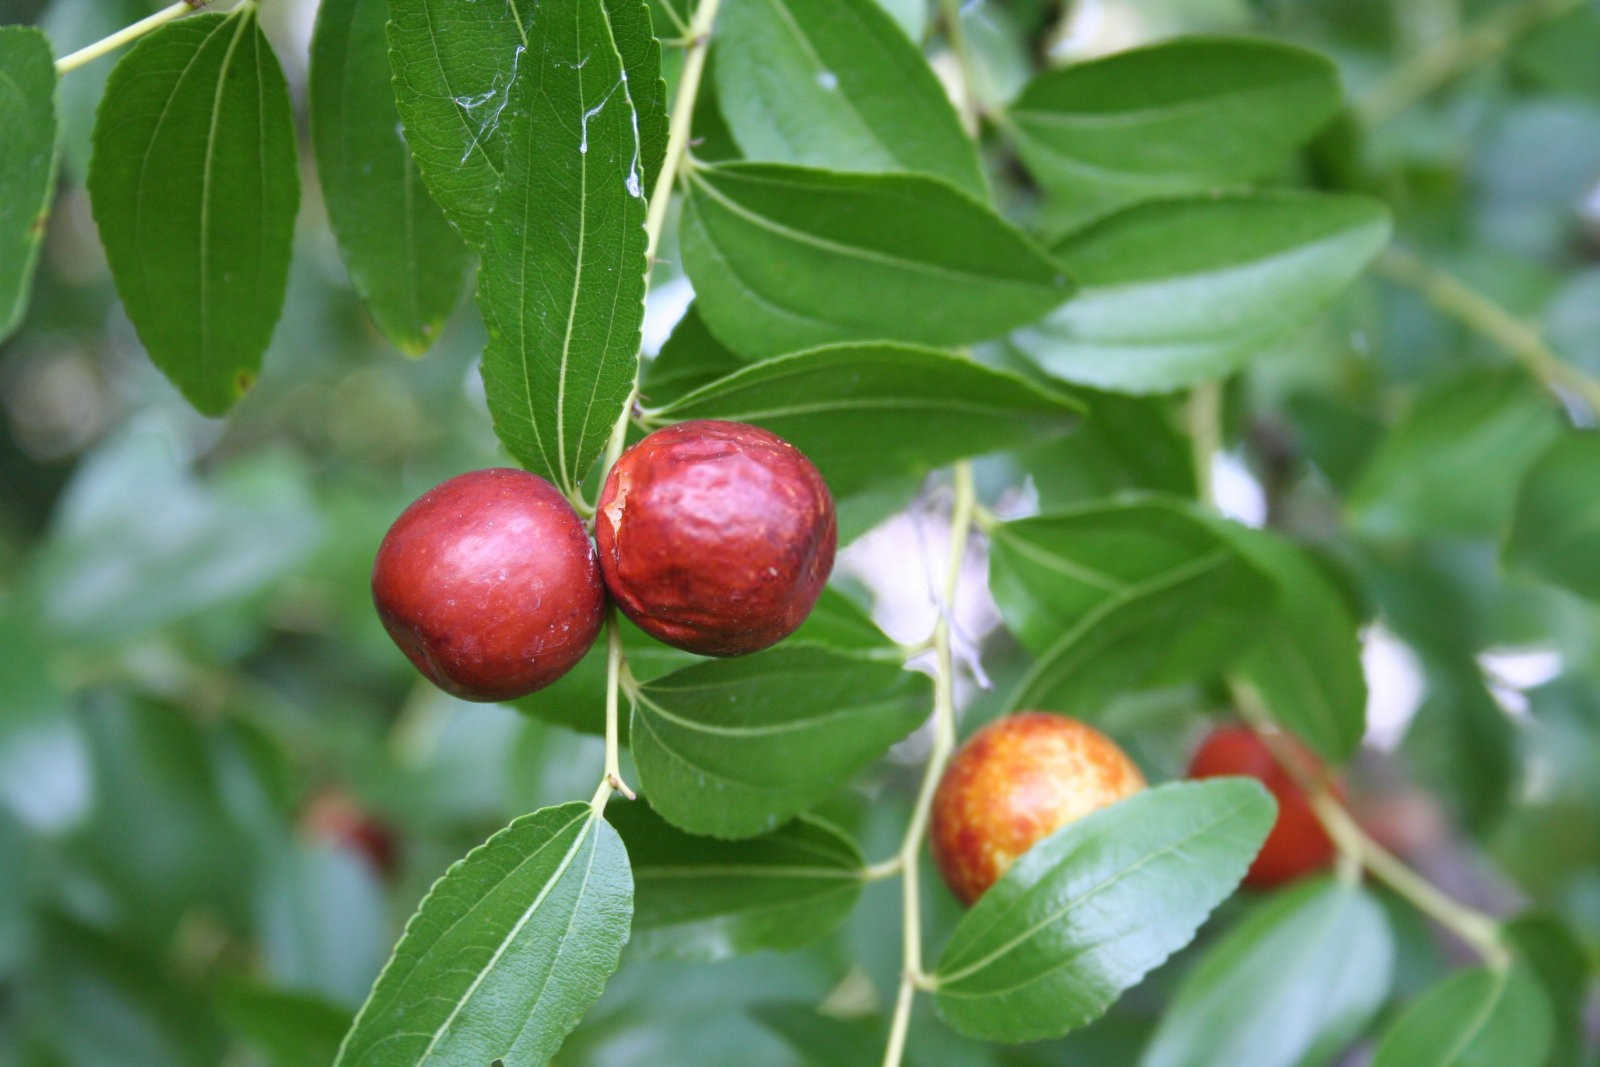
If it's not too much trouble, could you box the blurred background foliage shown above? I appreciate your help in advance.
[1,0,1599,1063]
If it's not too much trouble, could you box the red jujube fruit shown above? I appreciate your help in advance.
[595,420,836,656]
[372,468,605,701]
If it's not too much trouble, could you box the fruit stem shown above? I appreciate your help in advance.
[1231,683,1509,969]
[882,462,976,1067]
[591,613,635,816]
[54,0,207,75]
[1355,0,1585,126]
[1374,245,1600,419]
[597,0,721,485]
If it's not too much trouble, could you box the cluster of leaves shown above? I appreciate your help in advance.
[1,0,1599,1064]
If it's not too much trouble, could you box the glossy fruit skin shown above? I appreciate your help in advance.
[371,468,605,702]
[930,712,1146,906]
[1187,725,1337,889]
[595,420,836,656]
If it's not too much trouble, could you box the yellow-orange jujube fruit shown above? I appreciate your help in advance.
[930,712,1146,905]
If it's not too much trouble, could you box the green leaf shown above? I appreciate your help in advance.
[385,0,527,246]
[475,0,649,499]
[87,10,299,415]
[215,983,352,1067]
[601,0,669,194]
[713,0,984,196]
[1370,963,1553,1067]
[335,803,632,1067]
[631,646,929,838]
[310,0,471,354]
[640,303,748,406]
[386,0,662,249]
[1403,657,1516,835]
[1212,525,1368,763]
[1503,915,1590,1067]
[1352,371,1563,540]
[1506,432,1600,601]
[681,163,1071,358]
[611,801,864,960]
[650,342,1083,494]
[931,779,1276,1042]
[1010,192,1391,394]
[789,587,896,656]
[1006,37,1342,234]
[1002,386,1196,507]
[1141,879,1393,1067]
[989,498,1275,712]
[0,26,59,343]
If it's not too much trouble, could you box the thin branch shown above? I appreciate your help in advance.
[1355,0,1586,126]
[1375,245,1600,418]
[882,463,976,1067]
[55,0,207,75]
[1231,682,1508,968]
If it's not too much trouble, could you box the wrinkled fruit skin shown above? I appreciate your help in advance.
[595,420,836,656]
[930,712,1146,906]
[372,468,605,701]
[1187,725,1337,889]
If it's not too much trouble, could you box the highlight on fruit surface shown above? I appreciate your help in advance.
[595,419,836,657]
[371,468,606,702]
[930,711,1147,905]
[1187,724,1338,888]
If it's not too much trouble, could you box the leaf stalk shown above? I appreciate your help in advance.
[54,0,208,76]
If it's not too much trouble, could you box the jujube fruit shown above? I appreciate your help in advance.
[930,712,1146,905]
[371,468,605,701]
[595,419,836,657]
[302,789,399,878]
[1187,724,1337,889]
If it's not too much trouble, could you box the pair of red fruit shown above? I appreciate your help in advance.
[371,420,837,702]
[373,420,1333,905]
[931,714,1337,904]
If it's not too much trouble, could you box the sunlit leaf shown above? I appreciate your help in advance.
[335,804,631,1067]
[1010,192,1391,394]
[1007,37,1342,233]
[932,779,1275,1042]
[714,0,984,195]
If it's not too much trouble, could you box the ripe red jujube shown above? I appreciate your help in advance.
[371,468,605,701]
[1187,724,1338,888]
[595,420,836,657]
[930,712,1146,905]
